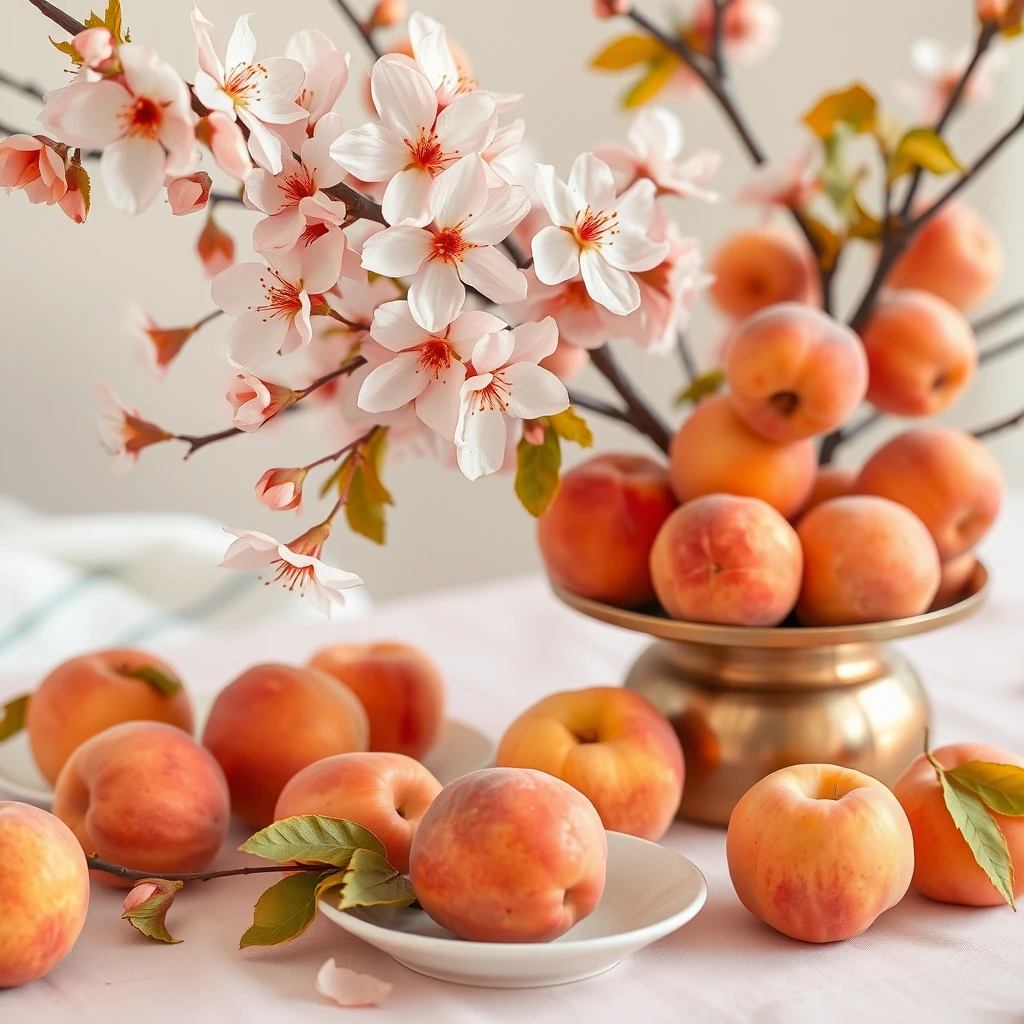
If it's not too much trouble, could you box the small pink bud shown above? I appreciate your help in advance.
[198,112,252,181]
[227,373,300,432]
[58,162,90,224]
[166,172,212,216]
[367,0,407,29]
[593,0,629,17]
[73,27,116,71]
[122,881,159,913]
[197,214,235,278]
[522,421,546,446]
[255,467,307,511]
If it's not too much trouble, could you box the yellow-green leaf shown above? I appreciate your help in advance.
[122,879,183,944]
[239,871,327,948]
[345,468,387,544]
[548,407,593,448]
[50,37,84,65]
[337,848,416,910]
[240,815,386,866]
[624,58,676,109]
[515,426,562,517]
[358,427,393,505]
[84,0,128,43]
[318,454,356,500]
[803,83,878,140]
[888,127,964,183]
[0,695,30,743]
[848,198,884,242]
[590,34,666,70]
[801,215,844,271]
[947,761,1024,817]
[123,665,182,696]
[675,368,725,406]
[929,753,1017,910]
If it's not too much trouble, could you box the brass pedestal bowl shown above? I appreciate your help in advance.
[552,563,989,827]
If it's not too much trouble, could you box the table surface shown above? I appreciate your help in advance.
[3,506,1024,1024]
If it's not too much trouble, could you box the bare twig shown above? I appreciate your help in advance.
[676,331,699,381]
[87,855,327,883]
[589,346,671,452]
[566,389,631,424]
[329,0,383,61]
[0,69,45,103]
[972,407,1024,440]
[979,332,1024,365]
[972,298,1024,336]
[818,411,882,465]
[26,0,85,36]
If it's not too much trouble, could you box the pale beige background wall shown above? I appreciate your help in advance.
[2,0,1022,599]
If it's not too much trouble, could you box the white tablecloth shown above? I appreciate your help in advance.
[3,503,1024,1024]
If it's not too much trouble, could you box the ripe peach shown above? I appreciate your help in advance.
[0,802,89,988]
[27,648,193,784]
[796,496,941,625]
[859,290,976,416]
[496,687,683,840]
[931,552,978,610]
[650,495,802,627]
[274,752,442,874]
[893,743,1024,906]
[410,768,607,942]
[727,764,914,942]
[53,721,229,886]
[801,465,858,517]
[725,304,868,442]
[538,453,677,607]
[308,643,445,761]
[669,395,817,520]
[202,664,369,828]
[888,202,1004,312]
[709,225,820,321]
[856,427,1004,561]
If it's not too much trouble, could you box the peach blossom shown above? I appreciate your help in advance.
[0,135,67,206]
[255,467,307,511]
[166,172,212,216]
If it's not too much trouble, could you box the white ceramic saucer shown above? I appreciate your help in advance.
[319,831,707,988]
[0,701,493,808]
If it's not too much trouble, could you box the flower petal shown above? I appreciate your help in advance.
[580,248,640,315]
[456,399,507,481]
[225,310,290,367]
[459,245,527,304]
[603,232,671,272]
[241,111,286,174]
[219,528,280,569]
[628,106,682,162]
[429,154,488,227]
[370,299,433,350]
[101,136,165,214]
[531,225,580,285]
[416,369,465,439]
[357,350,429,412]
[534,164,577,226]
[225,14,257,72]
[315,959,391,1008]
[509,316,559,364]
[614,176,658,232]
[470,330,514,374]
[435,92,497,157]
[40,79,128,148]
[330,123,409,182]
[461,183,530,245]
[504,361,569,420]
[371,59,436,140]
[211,262,265,316]
[191,7,226,83]
[447,309,508,351]
[409,259,465,333]
[382,166,434,227]
[361,225,432,277]
[569,152,616,210]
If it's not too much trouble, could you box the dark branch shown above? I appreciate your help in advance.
[979,332,1024,365]
[330,0,383,61]
[972,407,1024,440]
[0,69,45,103]
[676,331,699,381]
[87,856,326,883]
[972,298,1024,336]
[818,411,882,465]
[566,389,631,424]
[26,0,85,36]
[589,345,671,452]
[322,180,387,225]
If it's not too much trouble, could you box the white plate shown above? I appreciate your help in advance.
[320,831,707,988]
[0,706,493,807]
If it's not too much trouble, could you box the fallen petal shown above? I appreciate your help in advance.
[316,959,393,1007]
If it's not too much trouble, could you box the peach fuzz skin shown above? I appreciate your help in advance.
[0,802,89,988]
[727,764,914,943]
[669,396,817,521]
[410,768,607,942]
[796,496,940,626]
[888,201,1004,312]
[724,304,868,443]
[52,721,230,887]
[496,687,683,841]
[856,427,1004,562]
[893,743,1024,906]
[801,465,858,518]
[708,225,820,321]
[538,453,677,607]
[27,648,194,784]
[650,495,802,627]
[859,289,976,417]
[308,642,444,761]
[202,663,369,829]
[275,752,442,874]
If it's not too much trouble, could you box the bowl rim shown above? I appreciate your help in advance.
[319,831,707,956]
[550,560,988,648]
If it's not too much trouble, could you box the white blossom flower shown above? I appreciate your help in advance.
[93,382,171,475]
[287,30,350,125]
[896,38,1004,122]
[225,370,299,431]
[735,141,822,211]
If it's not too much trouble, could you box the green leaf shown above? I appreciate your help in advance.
[803,83,878,140]
[357,427,393,505]
[623,58,676,109]
[946,761,1024,817]
[239,871,327,948]
[122,665,182,696]
[590,34,666,70]
[0,695,30,743]
[318,454,355,500]
[515,426,562,517]
[122,879,184,944]
[888,127,964,183]
[337,848,416,910]
[929,753,1017,910]
[548,407,593,448]
[675,368,725,406]
[239,815,386,866]
[49,37,84,64]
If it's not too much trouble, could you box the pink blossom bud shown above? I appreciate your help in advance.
[255,467,307,511]
[73,27,116,71]
[197,214,235,278]
[593,0,629,17]
[58,162,90,224]
[122,882,159,913]
[198,112,252,181]
[522,421,546,446]
[227,372,300,432]
[367,0,407,29]
[166,172,212,216]
[0,135,67,206]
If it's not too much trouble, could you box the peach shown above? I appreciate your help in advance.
[410,768,607,942]
[669,395,817,520]
[801,465,858,517]
[53,721,229,886]
[931,552,978,610]
[537,453,677,607]
[727,764,914,942]
[650,495,802,627]
[888,202,1004,312]
[27,648,193,784]
[894,743,1024,906]
[859,289,976,416]
[709,225,820,320]
[796,496,941,625]
[725,304,868,442]
[202,663,369,828]
[307,642,444,760]
[0,802,89,988]
[540,338,589,381]
[856,427,1004,561]
[496,687,683,840]
[274,752,442,874]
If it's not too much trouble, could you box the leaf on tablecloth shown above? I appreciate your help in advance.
[316,959,392,1007]
[122,879,184,943]
[0,694,30,742]
[123,665,183,696]
[946,761,1024,817]
[239,815,386,867]
[928,753,1017,910]
[336,848,416,910]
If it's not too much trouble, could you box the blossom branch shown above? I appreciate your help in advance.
[329,0,384,61]
[589,345,671,452]
[972,298,1024,336]
[818,410,882,465]
[87,855,327,883]
[972,407,1024,440]
[26,0,85,36]
[0,68,45,103]
[566,389,631,424]
[676,331,698,381]
[304,426,378,471]
[979,331,1024,365]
